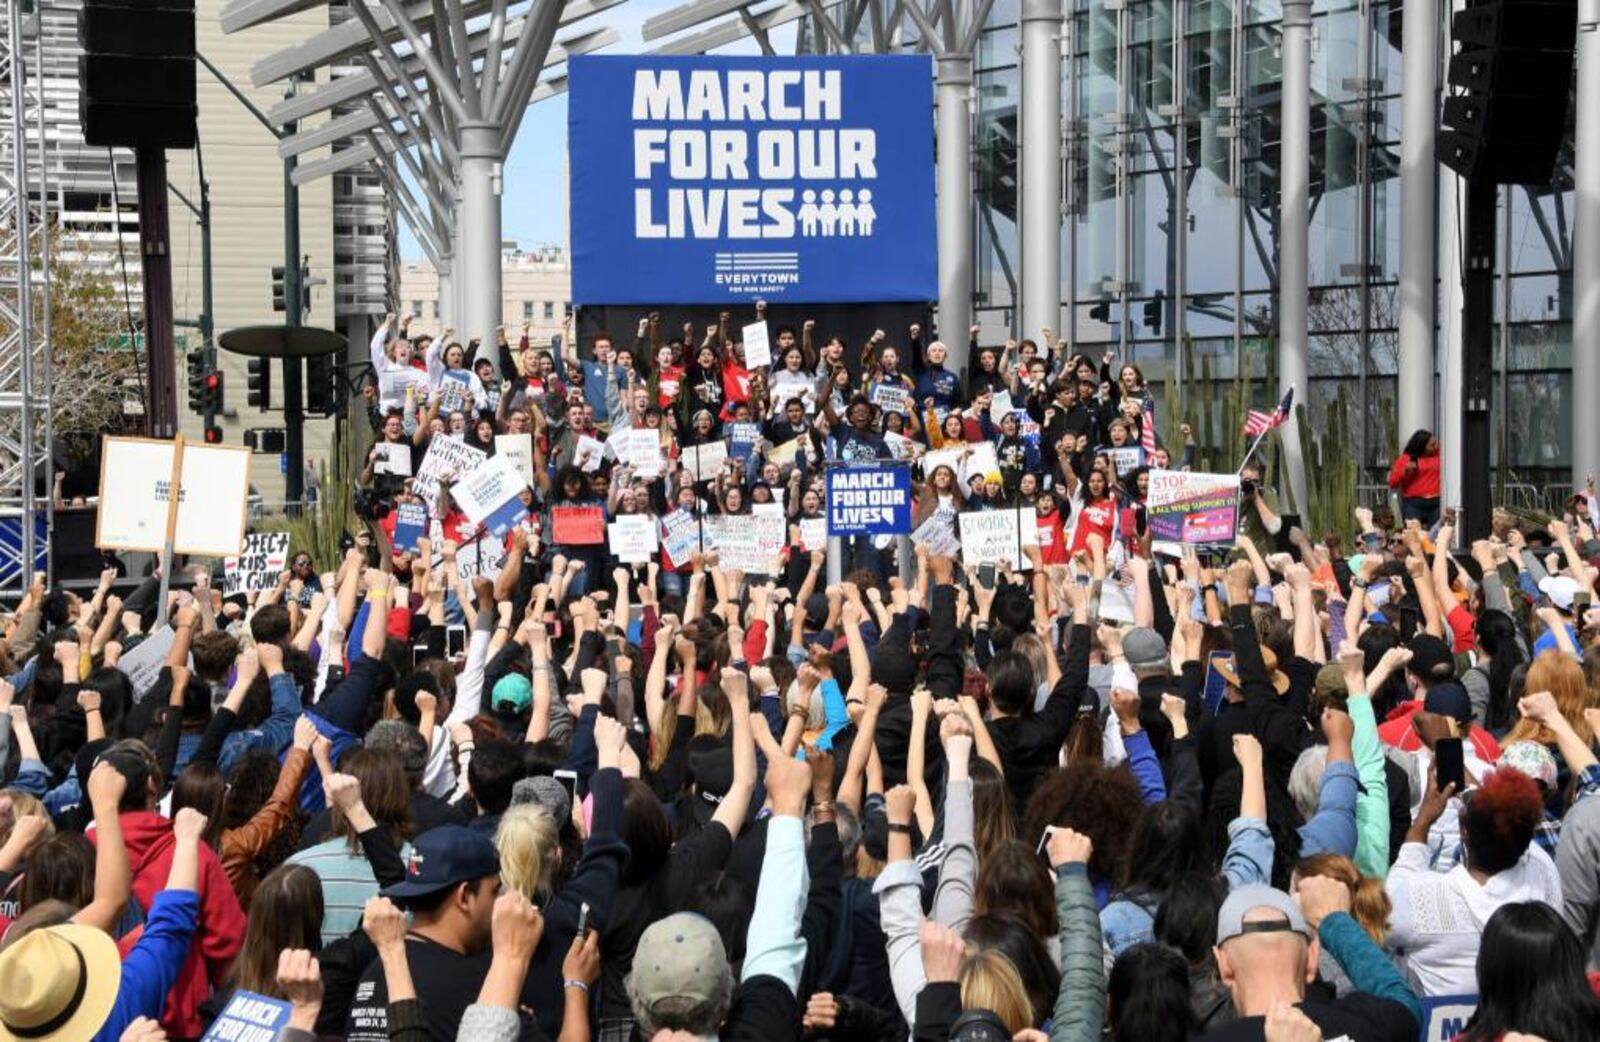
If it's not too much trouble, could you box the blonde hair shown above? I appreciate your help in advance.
[0,791,51,848]
[1294,853,1391,944]
[1506,650,1597,747]
[496,804,561,901]
[960,949,1032,1035]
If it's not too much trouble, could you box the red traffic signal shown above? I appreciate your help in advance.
[203,425,223,444]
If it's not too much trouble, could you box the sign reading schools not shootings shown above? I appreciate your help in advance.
[569,55,937,305]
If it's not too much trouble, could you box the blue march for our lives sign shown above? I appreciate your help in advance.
[828,463,912,536]
[569,54,937,305]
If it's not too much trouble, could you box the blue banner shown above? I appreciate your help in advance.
[393,502,428,554]
[827,463,912,536]
[569,55,937,305]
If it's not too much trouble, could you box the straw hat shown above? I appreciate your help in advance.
[0,923,121,1042]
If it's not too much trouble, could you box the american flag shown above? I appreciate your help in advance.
[1140,398,1158,456]
[1242,387,1294,437]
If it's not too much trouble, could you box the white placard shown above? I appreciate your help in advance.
[412,437,488,505]
[95,437,251,557]
[799,517,828,552]
[884,431,918,460]
[752,502,785,518]
[373,442,413,477]
[608,514,659,564]
[911,507,961,557]
[962,443,1001,485]
[705,513,785,574]
[121,626,179,699]
[958,509,1037,569]
[680,440,729,482]
[440,536,506,583]
[989,390,1014,423]
[574,435,607,473]
[222,532,291,595]
[495,434,534,485]
[450,455,529,535]
[920,445,967,480]
[742,320,772,369]
[608,428,663,478]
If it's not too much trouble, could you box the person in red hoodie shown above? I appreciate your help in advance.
[1388,429,1442,527]
[93,738,246,1040]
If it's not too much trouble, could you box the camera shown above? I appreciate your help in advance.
[354,487,390,522]
[1240,479,1257,498]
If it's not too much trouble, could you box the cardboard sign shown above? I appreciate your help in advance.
[911,506,961,557]
[121,626,179,699]
[827,463,913,536]
[799,516,828,552]
[446,535,506,583]
[95,437,251,558]
[495,434,535,486]
[1146,469,1242,546]
[392,502,429,554]
[412,437,487,505]
[451,455,530,536]
[958,509,1037,569]
[551,505,606,546]
[870,383,914,417]
[373,442,413,477]
[767,438,802,468]
[222,532,291,595]
[660,508,705,565]
[680,440,729,482]
[608,514,659,564]
[200,990,291,1042]
[742,320,772,368]
[962,442,1001,485]
[920,445,966,481]
[705,512,785,574]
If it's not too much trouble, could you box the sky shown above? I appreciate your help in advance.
[397,0,792,261]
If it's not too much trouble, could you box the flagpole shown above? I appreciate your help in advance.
[1237,428,1271,475]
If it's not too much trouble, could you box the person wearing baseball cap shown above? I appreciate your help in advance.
[1203,883,1419,1040]
[1376,638,1502,763]
[343,826,503,1042]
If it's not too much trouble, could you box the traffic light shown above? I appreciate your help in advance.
[203,424,223,444]
[185,349,206,413]
[271,262,313,316]
[305,353,336,416]
[247,357,271,410]
[271,266,286,312]
[1143,291,1164,337]
[201,369,224,414]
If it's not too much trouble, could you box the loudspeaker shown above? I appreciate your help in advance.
[1437,0,1577,185]
[78,0,197,151]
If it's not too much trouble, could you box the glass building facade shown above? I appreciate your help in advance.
[968,0,1578,506]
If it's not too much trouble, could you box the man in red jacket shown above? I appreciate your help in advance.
[92,739,246,1040]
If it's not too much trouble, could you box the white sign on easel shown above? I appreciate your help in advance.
[96,436,250,558]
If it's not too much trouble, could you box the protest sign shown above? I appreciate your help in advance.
[1106,446,1144,479]
[884,431,918,460]
[962,443,1001,485]
[1417,995,1477,1042]
[608,515,659,564]
[495,434,534,485]
[608,428,663,478]
[988,390,1013,424]
[659,508,706,565]
[96,437,251,558]
[1203,651,1234,715]
[799,517,828,552]
[870,384,914,417]
[412,437,487,505]
[958,509,1037,569]
[570,55,937,305]
[767,438,801,468]
[680,440,729,482]
[122,626,180,700]
[574,435,607,472]
[437,370,473,413]
[919,446,965,480]
[551,505,606,545]
[742,321,772,368]
[727,422,762,462]
[222,532,291,595]
[753,502,785,519]
[827,463,913,536]
[392,502,429,554]
[1146,470,1241,545]
[451,455,530,536]
[705,512,785,574]
[373,442,412,477]
[200,990,291,1042]
[448,536,506,583]
[911,507,961,557]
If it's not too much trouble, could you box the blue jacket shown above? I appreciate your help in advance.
[93,890,200,1042]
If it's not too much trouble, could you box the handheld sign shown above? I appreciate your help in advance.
[826,463,912,537]
[222,532,291,595]
[451,455,530,537]
[1146,470,1241,545]
[96,436,250,558]
[742,321,772,368]
[495,434,535,485]
[551,505,606,546]
[200,990,291,1042]
[608,515,659,564]
[412,438,487,505]
[392,502,429,554]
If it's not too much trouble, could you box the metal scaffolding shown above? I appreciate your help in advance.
[0,0,53,598]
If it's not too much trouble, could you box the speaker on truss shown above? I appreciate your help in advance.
[77,0,197,150]
[1436,0,1577,185]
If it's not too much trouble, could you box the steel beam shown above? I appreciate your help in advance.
[1398,0,1439,453]
[1019,0,1061,344]
[1279,0,1311,515]
[1573,0,1600,487]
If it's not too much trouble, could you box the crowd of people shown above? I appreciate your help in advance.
[1,307,1599,1042]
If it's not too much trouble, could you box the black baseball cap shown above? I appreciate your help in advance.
[380,825,500,900]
